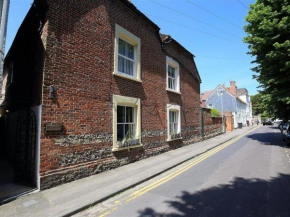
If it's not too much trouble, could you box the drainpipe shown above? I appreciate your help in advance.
[0,0,10,90]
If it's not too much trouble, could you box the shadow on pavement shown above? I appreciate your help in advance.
[137,174,290,217]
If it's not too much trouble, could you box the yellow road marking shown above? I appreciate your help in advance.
[98,126,259,216]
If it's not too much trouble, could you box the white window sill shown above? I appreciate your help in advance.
[112,144,143,152]
[113,72,142,83]
[166,88,181,95]
[166,137,183,142]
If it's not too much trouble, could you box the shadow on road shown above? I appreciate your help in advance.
[137,174,290,217]
[246,131,285,147]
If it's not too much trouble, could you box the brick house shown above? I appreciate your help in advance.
[0,0,203,193]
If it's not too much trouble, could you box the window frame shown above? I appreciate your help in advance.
[113,95,141,151]
[117,105,136,142]
[114,24,141,82]
[167,104,182,141]
[207,104,213,109]
[166,56,180,94]
[117,38,136,77]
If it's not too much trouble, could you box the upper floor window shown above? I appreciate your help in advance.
[114,24,141,82]
[168,65,176,90]
[207,104,213,109]
[166,56,180,93]
[118,38,135,76]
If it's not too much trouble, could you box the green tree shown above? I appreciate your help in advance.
[244,0,290,120]
[251,93,263,115]
[211,108,221,117]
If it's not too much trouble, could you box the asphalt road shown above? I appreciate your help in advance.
[76,126,290,217]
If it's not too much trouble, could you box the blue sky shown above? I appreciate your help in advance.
[5,0,260,95]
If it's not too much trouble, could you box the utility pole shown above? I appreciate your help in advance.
[217,87,225,133]
[0,0,10,91]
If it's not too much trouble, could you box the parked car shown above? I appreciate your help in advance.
[279,121,286,131]
[282,122,290,146]
[263,119,273,126]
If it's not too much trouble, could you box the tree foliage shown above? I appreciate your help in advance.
[251,93,264,115]
[251,93,269,118]
[211,108,221,117]
[244,0,290,120]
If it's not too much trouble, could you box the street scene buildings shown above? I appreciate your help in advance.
[1,0,289,216]
[0,0,223,197]
[201,81,253,128]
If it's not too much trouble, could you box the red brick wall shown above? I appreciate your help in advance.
[202,108,223,140]
[39,0,201,189]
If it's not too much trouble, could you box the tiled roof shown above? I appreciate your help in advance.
[201,90,214,101]
[237,88,248,96]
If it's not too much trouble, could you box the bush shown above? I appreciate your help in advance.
[211,108,221,117]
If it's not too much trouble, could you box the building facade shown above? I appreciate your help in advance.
[237,88,253,124]
[1,0,207,191]
[201,81,249,128]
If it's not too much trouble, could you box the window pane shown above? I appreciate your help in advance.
[174,123,178,133]
[119,38,134,60]
[168,77,175,90]
[117,124,124,141]
[169,111,173,122]
[126,42,134,59]
[117,106,125,123]
[126,107,134,123]
[118,56,125,73]
[118,56,134,76]
[169,111,178,135]
[124,58,134,76]
[168,65,175,78]
[125,124,134,139]
[118,39,126,56]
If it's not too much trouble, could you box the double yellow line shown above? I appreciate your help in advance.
[99,127,258,217]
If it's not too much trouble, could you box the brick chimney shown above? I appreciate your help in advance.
[230,81,237,96]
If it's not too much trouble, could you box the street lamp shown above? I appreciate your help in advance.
[217,87,225,133]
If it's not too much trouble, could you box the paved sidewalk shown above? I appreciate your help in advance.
[0,126,259,217]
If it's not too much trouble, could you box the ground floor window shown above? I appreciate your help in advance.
[117,106,135,141]
[113,95,141,150]
[167,104,181,140]
[169,111,178,136]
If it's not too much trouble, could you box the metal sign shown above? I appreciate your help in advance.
[46,124,63,132]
